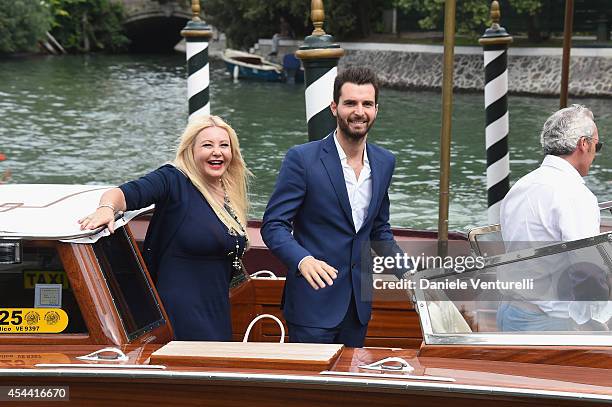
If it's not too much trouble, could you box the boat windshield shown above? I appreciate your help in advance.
[412,232,612,346]
[92,227,165,341]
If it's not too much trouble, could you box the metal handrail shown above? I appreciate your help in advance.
[599,201,612,211]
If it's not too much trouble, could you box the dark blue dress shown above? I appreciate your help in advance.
[120,165,246,341]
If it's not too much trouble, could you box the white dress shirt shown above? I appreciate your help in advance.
[501,155,600,242]
[334,132,372,232]
[500,155,602,323]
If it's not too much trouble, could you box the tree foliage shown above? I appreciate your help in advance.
[47,0,129,52]
[0,0,129,54]
[204,0,391,49]
[393,0,543,35]
[0,0,51,53]
[510,0,544,15]
[204,0,306,49]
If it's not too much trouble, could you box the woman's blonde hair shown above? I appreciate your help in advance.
[174,115,251,236]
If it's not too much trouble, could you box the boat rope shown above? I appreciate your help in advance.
[243,314,285,343]
[250,270,278,279]
[76,347,129,362]
[358,357,414,373]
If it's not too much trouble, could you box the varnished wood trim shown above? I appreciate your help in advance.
[64,243,127,345]
[1,373,608,406]
[419,344,612,369]
[231,279,424,347]
[0,334,92,345]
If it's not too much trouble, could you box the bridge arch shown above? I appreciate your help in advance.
[122,0,192,52]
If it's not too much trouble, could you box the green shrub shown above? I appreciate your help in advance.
[0,0,51,53]
[48,0,129,53]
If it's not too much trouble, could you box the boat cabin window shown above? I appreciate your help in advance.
[0,240,87,334]
[92,228,164,341]
[413,232,612,346]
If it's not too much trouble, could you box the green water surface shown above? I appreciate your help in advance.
[1,54,610,231]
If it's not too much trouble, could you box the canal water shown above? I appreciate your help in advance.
[1,54,610,231]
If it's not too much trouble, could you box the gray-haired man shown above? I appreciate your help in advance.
[498,104,608,331]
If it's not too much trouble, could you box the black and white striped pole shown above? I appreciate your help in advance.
[479,1,513,224]
[295,0,344,141]
[181,0,212,120]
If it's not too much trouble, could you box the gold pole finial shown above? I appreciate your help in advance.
[191,0,201,21]
[490,1,501,27]
[311,0,326,36]
[479,0,512,45]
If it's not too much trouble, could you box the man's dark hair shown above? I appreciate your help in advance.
[333,67,379,104]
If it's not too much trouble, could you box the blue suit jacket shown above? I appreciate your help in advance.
[261,134,400,328]
[119,164,193,281]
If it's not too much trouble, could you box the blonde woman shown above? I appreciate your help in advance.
[79,115,251,340]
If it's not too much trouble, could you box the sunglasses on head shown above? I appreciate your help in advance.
[595,141,603,153]
[583,137,603,153]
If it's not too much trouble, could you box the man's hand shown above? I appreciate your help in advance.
[298,257,338,290]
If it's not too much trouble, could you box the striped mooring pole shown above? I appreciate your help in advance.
[181,0,213,120]
[295,0,344,141]
[479,1,513,224]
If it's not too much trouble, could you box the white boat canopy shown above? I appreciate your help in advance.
[0,184,152,243]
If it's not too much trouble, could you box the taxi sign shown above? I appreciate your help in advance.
[0,309,68,334]
[23,271,69,289]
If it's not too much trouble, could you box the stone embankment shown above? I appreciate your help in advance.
[255,39,612,97]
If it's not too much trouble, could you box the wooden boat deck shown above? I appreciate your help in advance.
[1,344,610,406]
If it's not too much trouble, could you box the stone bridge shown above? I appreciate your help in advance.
[120,0,193,51]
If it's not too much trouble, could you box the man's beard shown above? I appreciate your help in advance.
[337,115,375,140]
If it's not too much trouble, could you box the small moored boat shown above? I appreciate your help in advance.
[222,49,283,82]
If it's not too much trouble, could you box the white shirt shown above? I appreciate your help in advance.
[501,155,600,242]
[500,155,602,322]
[334,132,372,232]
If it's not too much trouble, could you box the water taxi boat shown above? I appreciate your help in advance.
[0,184,610,406]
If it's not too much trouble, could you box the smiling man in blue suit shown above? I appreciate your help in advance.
[261,67,405,347]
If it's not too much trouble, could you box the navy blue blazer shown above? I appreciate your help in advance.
[261,134,400,328]
[119,164,243,341]
[119,164,193,281]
